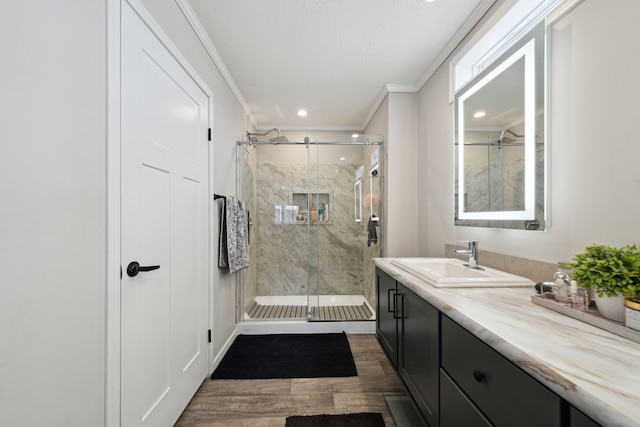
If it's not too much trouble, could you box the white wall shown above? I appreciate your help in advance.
[0,1,106,425]
[387,93,419,256]
[365,92,420,257]
[418,64,455,256]
[417,0,640,263]
[139,0,253,358]
[0,1,253,425]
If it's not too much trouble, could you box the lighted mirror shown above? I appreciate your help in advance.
[455,21,545,230]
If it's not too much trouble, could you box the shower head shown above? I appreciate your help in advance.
[499,128,524,142]
[269,135,289,143]
[246,128,288,143]
[499,136,518,144]
[498,128,524,147]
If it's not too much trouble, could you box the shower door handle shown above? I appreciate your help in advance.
[126,261,160,277]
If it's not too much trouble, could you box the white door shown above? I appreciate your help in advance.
[120,3,210,426]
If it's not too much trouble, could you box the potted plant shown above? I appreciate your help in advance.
[571,244,640,322]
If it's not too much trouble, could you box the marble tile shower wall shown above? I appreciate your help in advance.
[255,162,365,297]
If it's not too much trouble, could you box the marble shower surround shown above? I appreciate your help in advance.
[254,162,365,297]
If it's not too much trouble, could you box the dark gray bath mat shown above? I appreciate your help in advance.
[285,412,385,427]
[211,332,357,379]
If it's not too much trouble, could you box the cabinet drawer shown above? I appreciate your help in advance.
[440,369,492,427]
[571,406,601,427]
[442,315,563,427]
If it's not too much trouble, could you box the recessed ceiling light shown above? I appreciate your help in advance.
[425,0,435,2]
[473,111,486,118]
[339,157,346,161]
[297,110,307,117]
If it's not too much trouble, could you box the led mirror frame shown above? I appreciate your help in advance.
[457,38,536,221]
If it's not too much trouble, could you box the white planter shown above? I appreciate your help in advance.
[594,293,626,322]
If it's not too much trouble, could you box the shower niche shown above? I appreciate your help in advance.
[290,192,331,223]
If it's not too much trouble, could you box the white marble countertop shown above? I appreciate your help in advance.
[375,258,640,427]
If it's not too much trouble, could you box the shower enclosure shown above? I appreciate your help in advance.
[237,134,383,322]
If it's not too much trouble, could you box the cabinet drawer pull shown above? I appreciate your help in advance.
[388,288,395,312]
[473,369,485,383]
[394,293,404,320]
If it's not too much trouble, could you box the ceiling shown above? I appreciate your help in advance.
[184,0,495,131]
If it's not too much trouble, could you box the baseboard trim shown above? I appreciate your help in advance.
[236,320,376,335]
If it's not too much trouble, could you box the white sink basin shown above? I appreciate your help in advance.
[390,258,534,288]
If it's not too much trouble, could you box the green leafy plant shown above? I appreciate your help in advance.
[571,244,640,297]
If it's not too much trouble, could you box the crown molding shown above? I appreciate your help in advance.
[385,84,418,93]
[175,0,257,128]
[177,0,496,132]
[415,0,496,91]
[254,124,363,132]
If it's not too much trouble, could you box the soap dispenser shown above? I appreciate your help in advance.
[552,271,570,302]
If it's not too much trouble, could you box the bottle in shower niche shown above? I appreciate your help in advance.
[310,208,319,221]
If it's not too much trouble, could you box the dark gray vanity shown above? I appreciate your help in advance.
[378,270,439,426]
[376,266,603,427]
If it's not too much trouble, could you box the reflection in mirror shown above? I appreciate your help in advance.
[354,180,362,223]
[455,21,545,230]
[369,165,379,222]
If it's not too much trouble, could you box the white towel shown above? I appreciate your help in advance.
[221,196,249,273]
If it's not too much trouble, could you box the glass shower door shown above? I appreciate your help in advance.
[305,139,381,321]
[307,140,321,319]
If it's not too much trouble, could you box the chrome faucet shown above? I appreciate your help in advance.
[454,240,482,269]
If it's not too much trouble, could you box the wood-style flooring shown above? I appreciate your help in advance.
[175,334,406,426]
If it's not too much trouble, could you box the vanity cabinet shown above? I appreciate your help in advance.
[570,407,601,427]
[397,282,440,427]
[440,369,492,427]
[376,268,398,366]
[441,315,564,427]
[375,268,439,426]
[376,265,609,427]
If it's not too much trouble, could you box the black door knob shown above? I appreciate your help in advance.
[126,261,160,277]
[473,369,485,382]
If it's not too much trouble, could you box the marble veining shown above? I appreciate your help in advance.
[255,162,364,296]
[376,258,640,427]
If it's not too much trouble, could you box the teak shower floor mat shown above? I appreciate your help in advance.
[285,412,385,427]
[211,332,357,379]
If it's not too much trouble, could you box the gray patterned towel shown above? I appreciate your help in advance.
[220,196,249,273]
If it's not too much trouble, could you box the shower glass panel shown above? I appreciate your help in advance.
[236,134,383,322]
[307,141,320,319]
